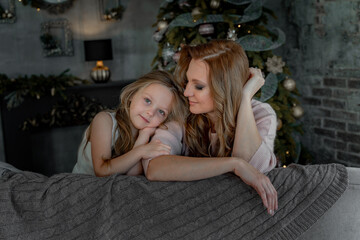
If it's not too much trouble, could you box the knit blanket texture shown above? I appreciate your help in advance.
[0,163,348,240]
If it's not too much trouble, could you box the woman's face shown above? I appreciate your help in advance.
[184,59,215,118]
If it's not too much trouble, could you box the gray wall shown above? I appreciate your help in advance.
[272,0,360,166]
[0,0,162,80]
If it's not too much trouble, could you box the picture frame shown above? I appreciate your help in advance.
[0,0,16,24]
[40,19,74,57]
[99,0,125,21]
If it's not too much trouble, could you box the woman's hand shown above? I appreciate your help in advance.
[137,140,171,159]
[233,158,278,216]
[243,68,265,100]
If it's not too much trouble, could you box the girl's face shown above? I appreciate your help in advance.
[129,83,173,130]
[184,59,215,119]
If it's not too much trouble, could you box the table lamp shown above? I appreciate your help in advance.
[84,39,113,83]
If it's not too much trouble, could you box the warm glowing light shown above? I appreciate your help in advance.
[286,151,290,155]
[37,8,40,12]
[283,165,287,168]
[238,24,241,28]
[18,0,22,2]
[247,30,251,33]
[193,20,197,23]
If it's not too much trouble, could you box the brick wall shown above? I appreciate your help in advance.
[275,0,360,166]
[302,77,360,166]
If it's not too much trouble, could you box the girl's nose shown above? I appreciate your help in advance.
[183,83,192,97]
[146,108,155,117]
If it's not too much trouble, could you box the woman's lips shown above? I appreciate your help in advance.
[188,100,197,105]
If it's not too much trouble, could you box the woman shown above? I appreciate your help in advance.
[143,39,278,215]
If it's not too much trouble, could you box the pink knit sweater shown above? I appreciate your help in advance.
[143,99,277,174]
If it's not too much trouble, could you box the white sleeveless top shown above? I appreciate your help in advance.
[72,112,119,175]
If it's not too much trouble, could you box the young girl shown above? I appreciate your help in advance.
[72,70,186,177]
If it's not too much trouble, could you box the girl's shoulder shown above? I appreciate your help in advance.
[92,111,114,128]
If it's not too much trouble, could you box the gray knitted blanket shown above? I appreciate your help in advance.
[0,164,347,240]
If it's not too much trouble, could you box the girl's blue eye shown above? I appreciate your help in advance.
[144,98,151,104]
[159,110,165,116]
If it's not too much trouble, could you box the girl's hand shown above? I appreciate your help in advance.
[138,140,171,159]
[138,127,157,139]
[233,158,278,216]
[243,68,265,100]
[135,127,158,146]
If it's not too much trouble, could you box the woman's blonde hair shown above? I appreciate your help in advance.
[175,39,250,157]
[87,70,186,157]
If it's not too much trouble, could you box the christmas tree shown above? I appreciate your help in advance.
[151,0,311,166]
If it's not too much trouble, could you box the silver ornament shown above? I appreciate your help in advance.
[210,0,220,9]
[153,31,163,42]
[172,52,181,63]
[199,24,214,36]
[283,78,296,91]
[292,105,304,118]
[227,28,237,41]
[162,43,175,65]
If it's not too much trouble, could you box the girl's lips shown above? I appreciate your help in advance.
[140,115,150,123]
[188,101,197,105]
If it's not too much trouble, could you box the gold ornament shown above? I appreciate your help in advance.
[292,105,304,118]
[191,7,202,17]
[157,20,168,31]
[210,0,220,9]
[283,78,296,91]
[276,118,283,130]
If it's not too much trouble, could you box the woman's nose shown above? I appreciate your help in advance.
[183,83,192,97]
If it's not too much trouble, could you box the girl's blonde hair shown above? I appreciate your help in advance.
[175,39,250,157]
[87,70,186,157]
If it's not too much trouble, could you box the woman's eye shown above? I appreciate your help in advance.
[144,98,151,104]
[158,110,166,116]
[195,85,204,90]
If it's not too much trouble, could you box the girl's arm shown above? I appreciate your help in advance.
[232,68,277,172]
[90,112,170,177]
[126,128,157,176]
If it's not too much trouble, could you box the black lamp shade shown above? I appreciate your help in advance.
[84,39,113,61]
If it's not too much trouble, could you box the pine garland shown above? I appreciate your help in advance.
[0,69,90,109]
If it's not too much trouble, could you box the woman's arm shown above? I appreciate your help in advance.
[232,68,277,172]
[146,155,277,215]
[90,112,171,177]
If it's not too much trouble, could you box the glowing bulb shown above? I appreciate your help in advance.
[238,24,241,28]
[247,30,251,33]
[283,165,287,168]
[37,8,40,12]
[286,151,289,155]
[193,19,197,23]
